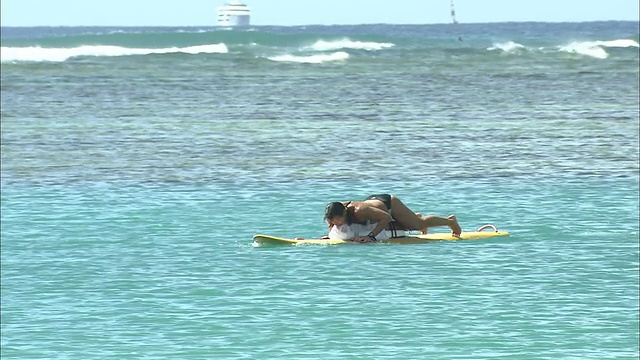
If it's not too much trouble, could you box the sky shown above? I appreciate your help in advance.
[1,0,639,27]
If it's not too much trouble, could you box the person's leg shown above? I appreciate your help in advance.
[420,215,461,236]
[389,196,462,236]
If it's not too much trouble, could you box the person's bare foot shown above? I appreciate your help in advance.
[448,215,462,237]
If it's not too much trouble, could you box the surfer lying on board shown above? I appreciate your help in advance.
[323,194,462,243]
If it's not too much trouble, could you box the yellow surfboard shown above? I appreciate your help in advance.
[253,225,509,246]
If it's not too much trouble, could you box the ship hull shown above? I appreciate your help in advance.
[218,15,250,27]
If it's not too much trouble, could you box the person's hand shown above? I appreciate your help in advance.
[347,236,376,243]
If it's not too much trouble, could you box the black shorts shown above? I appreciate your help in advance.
[364,194,392,211]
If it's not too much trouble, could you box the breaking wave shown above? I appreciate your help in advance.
[1,44,228,62]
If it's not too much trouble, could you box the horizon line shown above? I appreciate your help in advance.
[2,19,639,28]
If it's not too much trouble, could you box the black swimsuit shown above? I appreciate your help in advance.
[364,194,392,211]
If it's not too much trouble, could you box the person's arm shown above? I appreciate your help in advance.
[355,205,392,241]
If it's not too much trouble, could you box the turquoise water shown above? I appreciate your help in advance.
[2,22,639,359]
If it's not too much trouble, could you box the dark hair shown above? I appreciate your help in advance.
[324,202,346,221]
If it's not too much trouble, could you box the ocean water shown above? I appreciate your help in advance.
[1,22,639,359]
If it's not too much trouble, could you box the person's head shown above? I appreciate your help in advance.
[324,202,347,226]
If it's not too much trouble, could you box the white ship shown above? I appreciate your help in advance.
[217,0,251,27]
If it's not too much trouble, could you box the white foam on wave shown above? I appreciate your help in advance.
[594,39,640,48]
[487,41,527,53]
[559,41,610,59]
[307,38,394,52]
[559,39,639,59]
[267,51,349,64]
[1,43,229,62]
[487,38,638,59]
